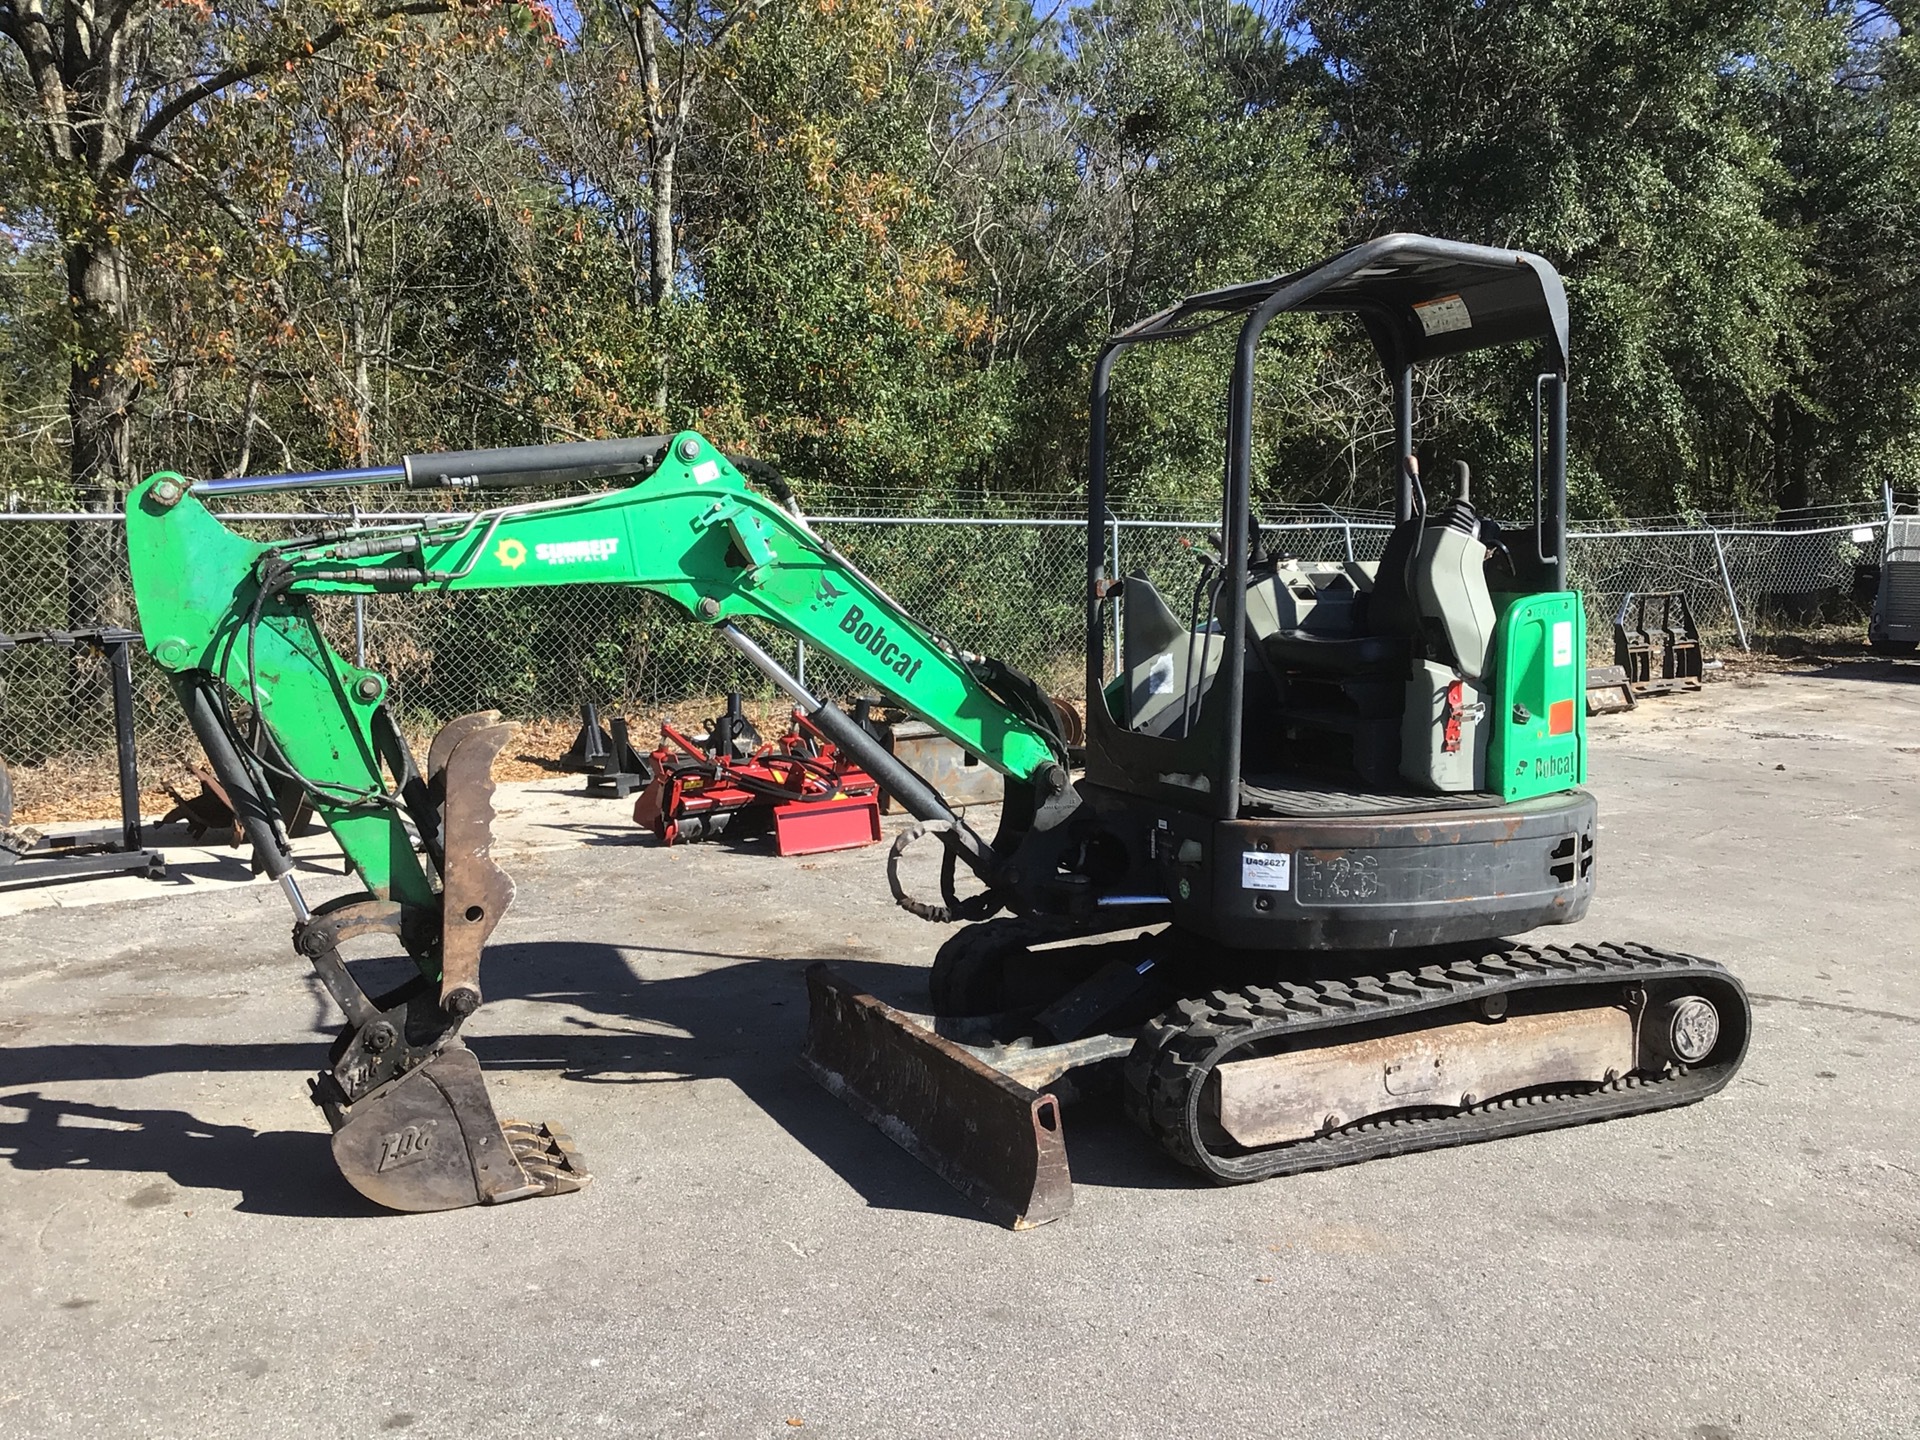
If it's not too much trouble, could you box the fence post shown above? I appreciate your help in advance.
[1711,528,1750,652]
[1341,518,1354,562]
[349,500,368,667]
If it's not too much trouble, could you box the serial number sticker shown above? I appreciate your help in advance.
[1241,851,1292,892]
[1298,852,1383,902]
[1412,293,1471,336]
[692,459,722,484]
[1551,619,1573,667]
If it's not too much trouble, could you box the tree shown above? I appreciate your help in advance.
[1761,7,1920,512]
[0,0,504,501]
[0,0,511,647]
[538,0,763,417]
[958,0,1351,507]
[1301,0,1825,517]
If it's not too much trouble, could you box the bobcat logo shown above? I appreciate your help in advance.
[814,576,846,610]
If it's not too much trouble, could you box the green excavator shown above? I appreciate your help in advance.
[125,234,1749,1222]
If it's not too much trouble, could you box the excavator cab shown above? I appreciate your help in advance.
[1070,235,1595,949]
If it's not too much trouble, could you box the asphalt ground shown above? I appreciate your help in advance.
[1,656,1916,1439]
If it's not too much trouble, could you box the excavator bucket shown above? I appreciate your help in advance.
[309,714,590,1213]
[330,1044,586,1212]
[800,964,1073,1229]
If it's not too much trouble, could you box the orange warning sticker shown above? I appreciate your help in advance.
[1548,698,1575,735]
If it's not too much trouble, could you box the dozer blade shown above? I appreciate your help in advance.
[328,1043,588,1213]
[800,964,1072,1230]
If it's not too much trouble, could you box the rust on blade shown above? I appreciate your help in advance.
[426,709,504,786]
[435,716,517,1014]
[800,963,1073,1230]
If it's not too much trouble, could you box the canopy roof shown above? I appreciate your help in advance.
[1114,233,1570,371]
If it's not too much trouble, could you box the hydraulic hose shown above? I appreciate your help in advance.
[714,624,1006,921]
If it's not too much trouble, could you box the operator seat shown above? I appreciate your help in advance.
[1114,504,1436,752]
[1368,509,1424,641]
[1249,510,1421,672]
[1239,510,1428,785]
[1119,571,1222,737]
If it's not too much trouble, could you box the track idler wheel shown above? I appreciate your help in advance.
[928,917,1100,1016]
[326,1044,587,1213]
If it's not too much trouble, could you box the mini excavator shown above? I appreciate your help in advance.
[124,234,1749,1220]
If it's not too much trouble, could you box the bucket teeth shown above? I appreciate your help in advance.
[501,1119,589,1195]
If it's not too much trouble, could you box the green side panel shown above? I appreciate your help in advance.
[1488,591,1586,802]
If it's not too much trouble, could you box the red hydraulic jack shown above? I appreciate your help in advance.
[632,694,882,855]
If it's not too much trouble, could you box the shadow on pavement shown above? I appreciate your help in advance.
[1786,656,1920,684]
[0,941,1029,1224]
[0,1089,387,1218]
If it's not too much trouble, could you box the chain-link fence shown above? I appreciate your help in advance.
[0,501,1897,820]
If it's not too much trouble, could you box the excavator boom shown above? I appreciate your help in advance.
[130,434,1061,897]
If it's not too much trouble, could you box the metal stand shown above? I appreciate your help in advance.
[0,628,167,885]
[560,701,649,797]
[1613,593,1704,696]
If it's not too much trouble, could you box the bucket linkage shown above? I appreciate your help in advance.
[183,685,587,1212]
[306,713,587,1211]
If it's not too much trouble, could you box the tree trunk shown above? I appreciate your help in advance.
[236,375,263,477]
[1772,390,1810,521]
[339,155,375,465]
[649,150,675,418]
[64,237,138,641]
[630,2,681,422]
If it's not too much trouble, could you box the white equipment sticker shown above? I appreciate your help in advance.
[692,459,721,484]
[1241,851,1292,892]
[1551,619,1573,667]
[535,537,620,565]
[1413,293,1472,336]
[1147,652,1175,695]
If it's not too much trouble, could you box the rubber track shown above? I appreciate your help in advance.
[1121,939,1751,1183]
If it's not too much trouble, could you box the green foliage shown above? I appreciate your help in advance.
[4,0,1919,528]
[0,244,66,504]
[1300,0,1908,516]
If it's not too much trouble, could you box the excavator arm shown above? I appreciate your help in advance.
[124,432,1072,1213]
[129,431,1064,901]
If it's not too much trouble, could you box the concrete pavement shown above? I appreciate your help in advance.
[1,657,1915,1439]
